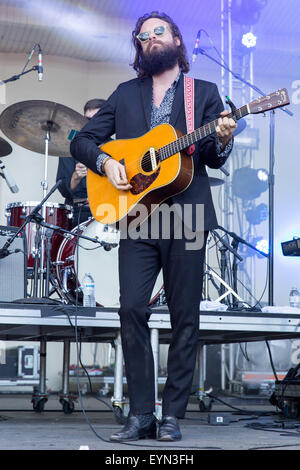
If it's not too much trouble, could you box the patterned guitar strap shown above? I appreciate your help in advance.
[184,75,196,155]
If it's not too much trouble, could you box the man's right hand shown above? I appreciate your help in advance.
[70,162,87,190]
[103,158,132,191]
[74,162,88,179]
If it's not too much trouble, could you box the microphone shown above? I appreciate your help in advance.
[0,160,19,193]
[192,30,201,62]
[38,46,43,81]
[0,248,21,260]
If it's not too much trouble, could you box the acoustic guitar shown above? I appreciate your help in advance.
[87,88,290,227]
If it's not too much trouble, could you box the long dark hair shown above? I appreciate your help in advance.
[131,11,190,78]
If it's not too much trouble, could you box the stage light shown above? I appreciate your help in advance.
[257,169,268,182]
[232,167,269,200]
[255,237,269,255]
[246,203,268,225]
[242,236,269,258]
[241,32,257,48]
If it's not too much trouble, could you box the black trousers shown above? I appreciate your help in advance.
[118,213,208,418]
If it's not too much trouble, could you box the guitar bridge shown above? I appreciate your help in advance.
[149,147,158,171]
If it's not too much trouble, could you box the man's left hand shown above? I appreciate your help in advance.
[216,110,237,149]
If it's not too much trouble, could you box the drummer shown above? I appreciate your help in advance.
[56,98,106,228]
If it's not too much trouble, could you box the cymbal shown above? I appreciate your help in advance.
[209,177,224,187]
[0,136,12,158]
[0,100,87,158]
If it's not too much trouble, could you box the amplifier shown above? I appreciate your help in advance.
[281,238,300,256]
[0,225,27,301]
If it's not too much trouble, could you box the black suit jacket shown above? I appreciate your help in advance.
[56,156,87,206]
[70,73,231,230]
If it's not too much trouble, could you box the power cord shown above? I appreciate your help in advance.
[203,392,275,417]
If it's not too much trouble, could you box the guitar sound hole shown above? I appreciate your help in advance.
[141,151,159,173]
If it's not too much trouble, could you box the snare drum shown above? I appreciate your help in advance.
[55,218,163,307]
[6,201,73,268]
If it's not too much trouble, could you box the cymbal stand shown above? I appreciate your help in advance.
[32,214,43,298]
[39,121,53,297]
[45,228,54,298]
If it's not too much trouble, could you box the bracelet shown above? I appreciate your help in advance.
[102,156,113,172]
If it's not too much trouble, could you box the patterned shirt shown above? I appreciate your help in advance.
[150,72,181,129]
[96,73,232,173]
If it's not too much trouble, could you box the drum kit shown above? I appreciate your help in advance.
[0,100,164,307]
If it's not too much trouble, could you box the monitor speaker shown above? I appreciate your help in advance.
[0,225,27,301]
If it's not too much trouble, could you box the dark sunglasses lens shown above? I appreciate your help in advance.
[154,26,165,35]
[137,32,149,42]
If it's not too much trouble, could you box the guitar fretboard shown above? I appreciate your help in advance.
[159,104,249,160]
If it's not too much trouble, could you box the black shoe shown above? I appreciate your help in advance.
[109,414,157,442]
[157,415,182,442]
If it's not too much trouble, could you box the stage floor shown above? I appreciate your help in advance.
[0,393,298,451]
[0,302,299,453]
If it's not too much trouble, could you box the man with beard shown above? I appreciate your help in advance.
[71,12,236,442]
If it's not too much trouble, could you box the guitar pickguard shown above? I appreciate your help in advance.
[130,167,161,195]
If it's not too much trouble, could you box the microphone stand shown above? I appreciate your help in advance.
[0,180,63,259]
[195,47,293,306]
[209,229,247,306]
[217,225,268,308]
[0,66,39,85]
[0,181,63,298]
[0,43,41,86]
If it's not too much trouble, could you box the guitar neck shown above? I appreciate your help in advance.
[159,104,249,160]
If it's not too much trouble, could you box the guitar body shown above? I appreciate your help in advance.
[87,123,194,226]
[86,87,290,226]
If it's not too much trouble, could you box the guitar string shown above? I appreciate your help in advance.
[100,105,250,174]
[99,98,282,173]
[109,121,227,173]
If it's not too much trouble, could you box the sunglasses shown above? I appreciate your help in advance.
[136,25,168,43]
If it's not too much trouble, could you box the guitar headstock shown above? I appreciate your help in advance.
[249,88,290,114]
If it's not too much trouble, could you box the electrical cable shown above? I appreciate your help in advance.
[238,342,251,363]
[204,392,275,417]
[248,442,300,450]
[265,340,279,382]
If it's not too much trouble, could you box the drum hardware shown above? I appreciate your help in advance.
[0,180,63,299]
[0,100,87,297]
[62,267,74,295]
[55,218,164,307]
[6,201,73,273]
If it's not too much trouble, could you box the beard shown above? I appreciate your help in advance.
[139,41,180,76]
